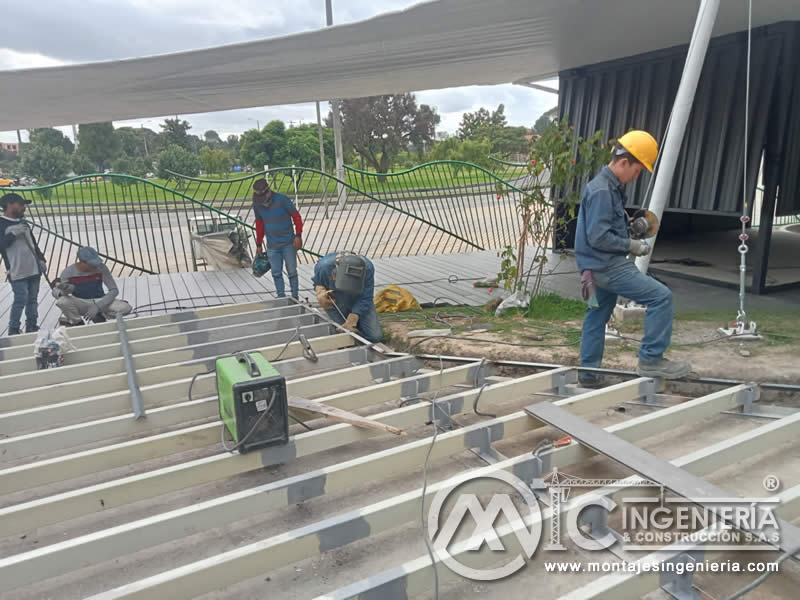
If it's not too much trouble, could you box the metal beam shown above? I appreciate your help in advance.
[66,384,754,599]
[313,385,784,599]
[0,298,290,350]
[0,353,417,434]
[0,362,491,536]
[0,370,646,592]
[0,327,350,394]
[0,356,421,464]
[526,391,800,554]
[0,315,322,376]
[0,304,306,362]
[0,338,366,411]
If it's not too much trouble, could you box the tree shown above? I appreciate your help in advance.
[21,144,71,183]
[71,153,95,176]
[159,118,193,150]
[239,120,288,168]
[29,128,74,155]
[115,127,145,158]
[429,137,493,175]
[284,124,334,170]
[156,144,201,179]
[457,104,507,140]
[204,130,222,147]
[533,106,559,135]
[332,94,439,175]
[491,125,530,157]
[199,147,232,177]
[110,155,149,186]
[0,148,21,178]
[77,122,120,170]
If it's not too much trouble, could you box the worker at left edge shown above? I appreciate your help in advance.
[0,192,45,335]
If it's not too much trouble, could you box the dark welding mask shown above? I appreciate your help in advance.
[333,253,367,296]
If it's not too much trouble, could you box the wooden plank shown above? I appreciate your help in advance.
[288,395,405,436]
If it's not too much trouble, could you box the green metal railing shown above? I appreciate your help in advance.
[2,161,529,280]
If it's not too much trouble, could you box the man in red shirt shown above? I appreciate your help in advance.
[252,179,303,299]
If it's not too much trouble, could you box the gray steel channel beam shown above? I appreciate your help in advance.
[0,304,306,362]
[0,356,421,494]
[0,325,345,393]
[313,387,800,600]
[0,338,366,411]
[0,314,321,376]
[0,353,418,435]
[0,362,491,536]
[0,298,290,350]
[0,355,421,458]
[58,384,754,599]
[0,368,629,592]
[526,395,800,554]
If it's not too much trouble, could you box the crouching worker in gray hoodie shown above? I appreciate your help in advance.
[53,247,132,325]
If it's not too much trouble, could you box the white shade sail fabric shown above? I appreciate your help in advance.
[0,0,796,130]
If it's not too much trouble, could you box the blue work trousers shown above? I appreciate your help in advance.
[580,259,673,368]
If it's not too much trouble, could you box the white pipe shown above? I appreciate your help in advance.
[636,0,720,274]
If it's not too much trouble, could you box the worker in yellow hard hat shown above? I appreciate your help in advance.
[574,130,691,383]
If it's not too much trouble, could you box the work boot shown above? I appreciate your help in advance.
[25,324,39,334]
[636,358,691,380]
[92,313,107,324]
[7,327,21,336]
[578,371,604,388]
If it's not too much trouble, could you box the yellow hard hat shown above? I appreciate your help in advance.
[616,130,658,173]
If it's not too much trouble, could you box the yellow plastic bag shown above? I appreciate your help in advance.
[374,285,422,313]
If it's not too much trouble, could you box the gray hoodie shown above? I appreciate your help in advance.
[0,216,44,281]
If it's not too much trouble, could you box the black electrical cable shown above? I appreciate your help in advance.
[221,389,276,453]
[289,413,314,431]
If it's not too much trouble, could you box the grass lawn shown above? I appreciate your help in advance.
[14,163,525,205]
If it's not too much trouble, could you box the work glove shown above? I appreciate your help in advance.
[292,235,302,250]
[38,260,47,274]
[628,239,652,257]
[315,285,334,309]
[343,313,359,332]
[6,224,27,237]
[84,301,100,321]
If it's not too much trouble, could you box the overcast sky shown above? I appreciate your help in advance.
[0,0,557,144]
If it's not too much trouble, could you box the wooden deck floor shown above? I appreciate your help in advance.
[0,250,579,337]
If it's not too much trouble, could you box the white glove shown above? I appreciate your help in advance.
[84,301,100,321]
[6,224,27,237]
[628,239,652,257]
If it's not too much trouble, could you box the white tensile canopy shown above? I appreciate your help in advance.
[0,0,796,130]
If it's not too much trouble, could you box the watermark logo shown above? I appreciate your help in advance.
[427,468,783,582]
[428,470,542,581]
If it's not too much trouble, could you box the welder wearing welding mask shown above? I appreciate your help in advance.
[312,252,382,343]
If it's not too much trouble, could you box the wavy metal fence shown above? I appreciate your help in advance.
[2,162,534,281]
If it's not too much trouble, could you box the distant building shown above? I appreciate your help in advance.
[0,142,19,154]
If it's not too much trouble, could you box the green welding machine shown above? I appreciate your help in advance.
[216,352,289,453]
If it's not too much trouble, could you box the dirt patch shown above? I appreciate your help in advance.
[383,317,800,384]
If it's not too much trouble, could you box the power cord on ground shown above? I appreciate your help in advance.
[420,355,445,600]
